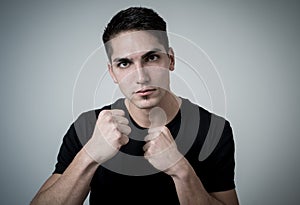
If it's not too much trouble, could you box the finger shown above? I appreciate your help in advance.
[111,109,125,116]
[144,153,150,160]
[143,141,151,151]
[160,126,171,136]
[159,126,174,143]
[144,132,161,142]
[119,134,129,145]
[148,126,164,134]
[117,124,132,135]
[113,115,129,125]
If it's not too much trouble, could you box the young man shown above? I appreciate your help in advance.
[31,7,239,205]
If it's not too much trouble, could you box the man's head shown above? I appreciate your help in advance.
[102,7,169,61]
[104,7,175,110]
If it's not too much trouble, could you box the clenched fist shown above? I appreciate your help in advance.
[84,109,131,164]
[143,126,184,175]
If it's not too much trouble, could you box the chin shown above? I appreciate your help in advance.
[136,99,158,109]
[129,96,161,110]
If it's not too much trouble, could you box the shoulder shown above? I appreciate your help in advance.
[181,97,234,160]
[76,104,111,122]
[181,97,229,126]
[76,98,125,121]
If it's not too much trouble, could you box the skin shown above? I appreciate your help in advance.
[31,30,239,205]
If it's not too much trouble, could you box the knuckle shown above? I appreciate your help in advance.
[115,131,122,139]
[107,115,114,123]
[118,109,125,115]
[99,110,110,117]
[112,125,119,133]
[151,140,157,147]
[99,111,113,123]
[162,126,169,132]
[106,114,114,122]
[113,109,124,116]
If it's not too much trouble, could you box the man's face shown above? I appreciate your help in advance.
[108,30,175,109]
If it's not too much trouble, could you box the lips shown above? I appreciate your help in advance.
[135,88,156,96]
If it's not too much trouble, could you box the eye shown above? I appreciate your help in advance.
[117,61,131,69]
[145,54,159,62]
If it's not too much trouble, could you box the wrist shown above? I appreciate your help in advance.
[80,147,101,166]
[166,157,192,179]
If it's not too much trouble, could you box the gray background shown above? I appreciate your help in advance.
[1,0,299,204]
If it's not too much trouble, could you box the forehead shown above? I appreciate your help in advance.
[109,30,166,59]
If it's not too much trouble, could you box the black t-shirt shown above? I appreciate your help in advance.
[54,98,236,204]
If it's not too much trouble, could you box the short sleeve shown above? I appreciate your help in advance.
[53,123,83,174]
[52,107,109,174]
[198,120,236,192]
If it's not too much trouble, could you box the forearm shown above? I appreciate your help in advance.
[31,148,99,205]
[169,159,224,205]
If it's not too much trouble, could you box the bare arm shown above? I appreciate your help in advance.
[31,109,131,205]
[144,126,239,205]
[31,148,98,205]
[169,158,239,205]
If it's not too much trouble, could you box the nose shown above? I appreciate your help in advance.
[136,62,150,84]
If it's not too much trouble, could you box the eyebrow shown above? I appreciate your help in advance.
[112,48,162,63]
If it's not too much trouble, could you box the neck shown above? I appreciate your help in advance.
[125,92,182,128]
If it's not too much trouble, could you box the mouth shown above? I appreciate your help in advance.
[135,88,157,96]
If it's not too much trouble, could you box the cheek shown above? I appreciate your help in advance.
[117,71,137,95]
[118,69,137,81]
[115,69,135,83]
[147,68,170,89]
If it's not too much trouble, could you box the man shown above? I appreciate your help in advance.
[31,7,239,205]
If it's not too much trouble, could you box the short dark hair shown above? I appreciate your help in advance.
[102,7,169,60]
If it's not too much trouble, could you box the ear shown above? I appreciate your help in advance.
[168,47,175,71]
[108,63,118,83]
